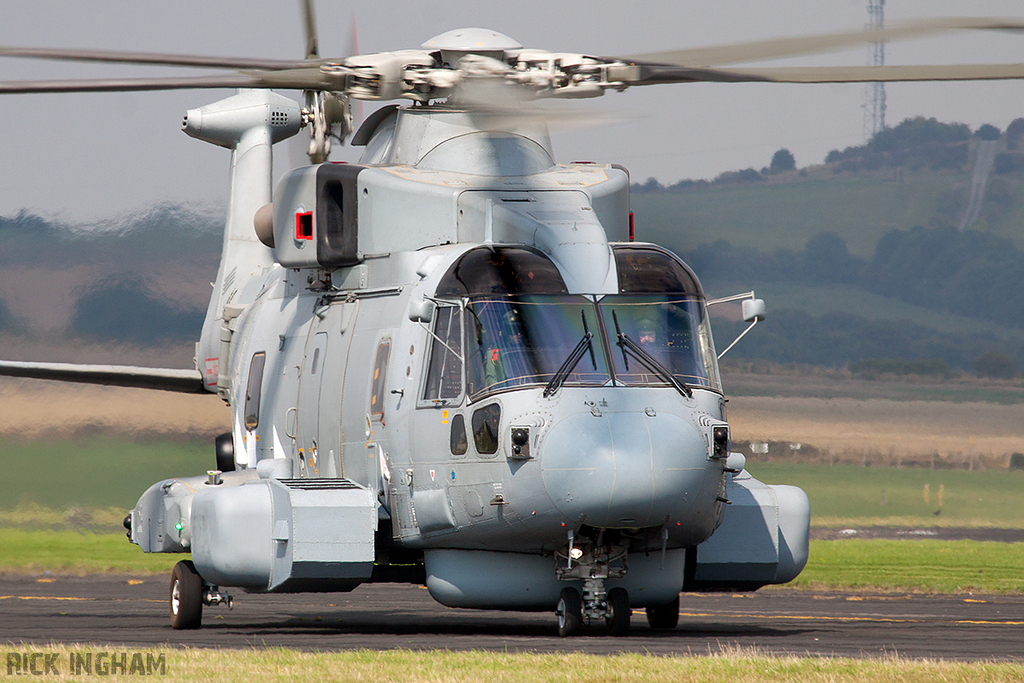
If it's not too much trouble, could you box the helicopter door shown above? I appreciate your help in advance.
[297,331,328,477]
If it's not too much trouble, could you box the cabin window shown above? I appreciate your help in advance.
[370,340,391,422]
[423,306,463,401]
[243,352,266,430]
[472,403,501,455]
[450,413,468,455]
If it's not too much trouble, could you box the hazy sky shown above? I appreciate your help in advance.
[2,0,1024,220]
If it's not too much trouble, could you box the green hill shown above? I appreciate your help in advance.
[631,116,1024,374]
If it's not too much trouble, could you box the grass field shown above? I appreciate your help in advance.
[3,529,1021,595]
[789,540,1024,594]
[729,394,1024,465]
[5,646,1023,683]
[749,463,1024,528]
[0,528,184,574]
[2,435,1023,530]
[0,438,211,512]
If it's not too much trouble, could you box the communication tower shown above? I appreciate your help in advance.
[863,0,887,140]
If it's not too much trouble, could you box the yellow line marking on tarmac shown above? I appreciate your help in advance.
[0,595,164,603]
[678,611,1024,626]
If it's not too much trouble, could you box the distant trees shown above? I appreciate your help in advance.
[975,123,1001,141]
[0,299,21,334]
[826,116,972,173]
[70,275,204,345]
[1006,118,1024,150]
[769,148,796,174]
[688,225,1024,371]
[974,351,1018,379]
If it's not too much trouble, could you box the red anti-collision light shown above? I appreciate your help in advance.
[295,212,313,240]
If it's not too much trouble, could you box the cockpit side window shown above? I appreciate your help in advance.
[370,340,391,422]
[423,306,463,401]
[243,352,266,430]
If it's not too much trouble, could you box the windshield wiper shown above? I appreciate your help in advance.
[611,311,693,398]
[543,310,597,398]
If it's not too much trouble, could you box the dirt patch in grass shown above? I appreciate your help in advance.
[728,394,1024,467]
[0,378,228,440]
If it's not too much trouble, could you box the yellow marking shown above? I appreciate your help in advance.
[844,595,911,602]
[1,596,92,601]
[36,578,56,583]
[0,595,164,604]
[964,598,987,603]
[678,611,1024,627]
[127,580,144,586]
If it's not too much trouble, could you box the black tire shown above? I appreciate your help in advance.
[170,560,203,630]
[606,586,630,637]
[556,587,583,637]
[645,594,680,630]
[215,432,235,472]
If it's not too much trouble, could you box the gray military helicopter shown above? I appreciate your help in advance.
[2,6,1023,636]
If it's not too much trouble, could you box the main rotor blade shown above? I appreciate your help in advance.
[716,63,1024,84]
[612,62,1024,85]
[619,17,1024,68]
[0,69,340,94]
[301,0,319,60]
[0,45,315,71]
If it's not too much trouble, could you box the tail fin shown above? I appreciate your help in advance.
[183,90,303,395]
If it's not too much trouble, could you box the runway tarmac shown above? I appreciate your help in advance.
[2,574,1023,660]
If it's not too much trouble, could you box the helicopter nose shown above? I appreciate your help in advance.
[540,411,710,528]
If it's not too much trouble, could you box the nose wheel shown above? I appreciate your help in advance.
[556,587,583,637]
[605,586,630,636]
[554,532,631,637]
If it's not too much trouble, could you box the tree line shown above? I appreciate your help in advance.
[693,227,1024,375]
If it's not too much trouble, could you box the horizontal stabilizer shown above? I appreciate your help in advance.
[0,360,205,393]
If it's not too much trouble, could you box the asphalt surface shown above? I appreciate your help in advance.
[2,575,1023,660]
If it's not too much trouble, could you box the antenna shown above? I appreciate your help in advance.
[863,0,887,141]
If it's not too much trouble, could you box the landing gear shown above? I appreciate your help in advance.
[169,560,234,630]
[605,586,630,637]
[554,530,630,637]
[645,594,680,630]
[556,587,583,637]
[169,560,202,630]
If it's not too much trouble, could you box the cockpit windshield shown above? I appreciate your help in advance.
[424,245,722,403]
[600,294,719,391]
[465,295,608,398]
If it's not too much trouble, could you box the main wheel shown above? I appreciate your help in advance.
[556,587,583,637]
[170,560,203,630]
[606,586,630,637]
[645,594,680,630]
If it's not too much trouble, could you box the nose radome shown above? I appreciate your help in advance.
[539,411,709,528]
